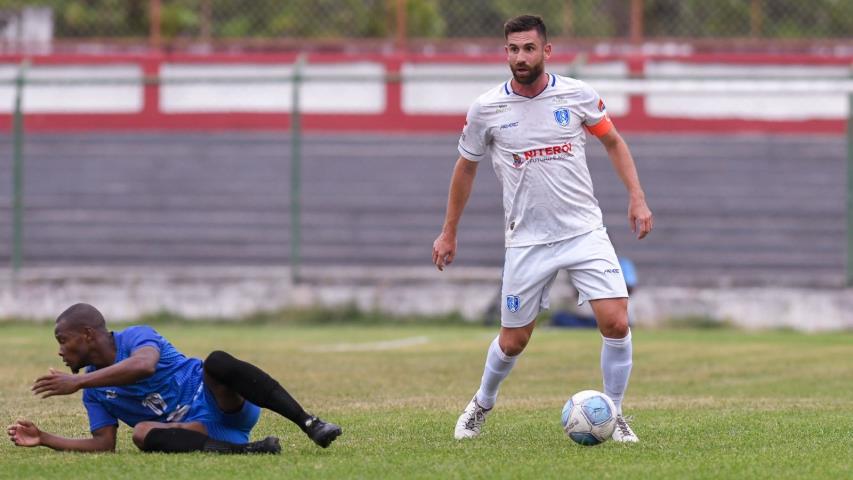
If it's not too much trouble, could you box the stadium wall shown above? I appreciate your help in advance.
[2,54,849,330]
[1,267,851,332]
[0,53,848,133]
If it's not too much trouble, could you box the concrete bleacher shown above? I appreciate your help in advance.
[0,132,845,288]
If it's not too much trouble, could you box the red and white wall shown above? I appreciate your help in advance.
[0,53,848,133]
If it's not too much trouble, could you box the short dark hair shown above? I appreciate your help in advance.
[504,15,547,42]
[56,303,107,332]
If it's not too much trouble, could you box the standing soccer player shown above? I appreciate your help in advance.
[432,15,653,442]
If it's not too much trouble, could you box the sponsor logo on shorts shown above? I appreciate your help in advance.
[604,268,621,274]
[506,295,521,313]
[166,404,190,423]
[142,392,168,416]
[105,389,117,400]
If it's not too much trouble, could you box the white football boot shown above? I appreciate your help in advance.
[454,396,492,439]
[611,415,639,443]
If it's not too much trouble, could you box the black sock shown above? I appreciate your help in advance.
[204,350,313,430]
[142,428,248,454]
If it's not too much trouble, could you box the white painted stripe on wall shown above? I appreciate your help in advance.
[560,61,630,116]
[0,64,142,113]
[647,62,850,78]
[645,62,848,120]
[401,62,630,115]
[160,62,385,113]
[302,63,386,113]
[160,64,291,113]
[0,61,843,121]
[401,64,507,114]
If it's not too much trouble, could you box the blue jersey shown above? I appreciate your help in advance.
[82,325,203,432]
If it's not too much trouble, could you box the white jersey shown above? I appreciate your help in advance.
[458,73,613,247]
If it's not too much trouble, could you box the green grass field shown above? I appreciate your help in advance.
[1,322,851,479]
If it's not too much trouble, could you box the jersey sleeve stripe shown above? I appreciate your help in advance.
[459,144,484,158]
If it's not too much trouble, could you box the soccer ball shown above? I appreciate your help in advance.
[561,390,617,446]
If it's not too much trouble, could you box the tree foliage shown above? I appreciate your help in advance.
[0,0,849,40]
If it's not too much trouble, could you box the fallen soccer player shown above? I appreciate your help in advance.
[7,303,341,454]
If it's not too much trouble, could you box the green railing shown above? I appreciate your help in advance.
[290,54,306,284]
[10,60,28,283]
[848,84,853,286]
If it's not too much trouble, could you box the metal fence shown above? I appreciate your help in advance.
[1,64,851,287]
[0,0,851,53]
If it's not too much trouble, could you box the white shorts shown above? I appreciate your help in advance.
[500,227,628,328]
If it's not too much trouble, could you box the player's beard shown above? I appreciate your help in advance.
[511,58,544,85]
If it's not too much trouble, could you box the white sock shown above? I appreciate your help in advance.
[601,329,633,416]
[475,336,518,410]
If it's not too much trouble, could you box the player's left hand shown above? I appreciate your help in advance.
[432,231,457,271]
[629,197,653,239]
[32,368,82,398]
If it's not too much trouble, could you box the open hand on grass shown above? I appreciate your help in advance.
[7,419,41,447]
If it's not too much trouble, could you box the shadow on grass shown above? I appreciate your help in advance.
[662,315,733,330]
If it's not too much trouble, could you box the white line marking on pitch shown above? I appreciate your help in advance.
[302,336,430,353]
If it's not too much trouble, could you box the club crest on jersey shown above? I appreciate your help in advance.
[553,108,570,127]
[506,295,521,313]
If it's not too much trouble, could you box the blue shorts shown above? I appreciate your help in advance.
[185,382,261,443]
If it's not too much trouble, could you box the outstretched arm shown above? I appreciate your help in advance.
[32,346,160,398]
[8,420,116,452]
[597,128,654,239]
[433,156,479,271]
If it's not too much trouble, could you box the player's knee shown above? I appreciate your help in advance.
[503,344,524,356]
[204,350,236,379]
[500,335,530,356]
[600,316,629,339]
[592,299,629,338]
[132,422,154,450]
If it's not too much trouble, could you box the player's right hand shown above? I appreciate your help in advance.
[32,368,82,398]
[7,419,41,447]
[432,232,457,271]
